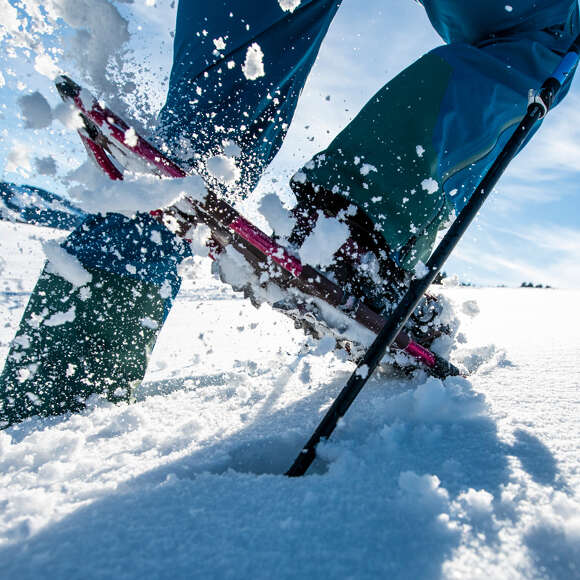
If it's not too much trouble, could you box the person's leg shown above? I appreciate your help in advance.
[0,213,190,427]
[159,0,343,194]
[1,1,345,427]
[293,0,579,272]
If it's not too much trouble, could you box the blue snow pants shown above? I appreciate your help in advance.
[2,0,578,424]
[71,0,580,291]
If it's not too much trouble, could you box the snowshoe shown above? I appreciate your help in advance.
[55,76,461,379]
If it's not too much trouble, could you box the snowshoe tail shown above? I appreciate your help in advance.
[55,75,186,179]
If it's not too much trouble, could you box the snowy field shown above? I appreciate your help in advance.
[0,221,578,579]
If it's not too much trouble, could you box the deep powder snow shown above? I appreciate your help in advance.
[0,222,578,579]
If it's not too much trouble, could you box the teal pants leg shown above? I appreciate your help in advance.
[298,0,579,269]
[0,214,190,427]
[159,0,342,194]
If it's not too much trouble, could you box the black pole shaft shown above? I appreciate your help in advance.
[286,34,580,478]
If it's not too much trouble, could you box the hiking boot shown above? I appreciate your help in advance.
[289,178,451,348]
[289,178,406,309]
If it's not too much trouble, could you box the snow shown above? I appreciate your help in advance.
[43,239,92,287]
[1,1,579,575]
[123,127,138,148]
[33,52,61,78]
[258,193,294,238]
[17,92,53,129]
[206,155,241,185]
[242,43,265,81]
[44,305,76,327]
[33,156,57,176]
[1,222,579,579]
[421,177,439,194]
[414,260,429,279]
[360,162,378,176]
[67,164,207,216]
[278,0,301,12]
[222,140,241,158]
[5,145,31,175]
[187,224,212,258]
[213,37,227,51]
[298,213,349,268]
[52,102,85,131]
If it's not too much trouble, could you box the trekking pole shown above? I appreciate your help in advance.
[286,33,580,478]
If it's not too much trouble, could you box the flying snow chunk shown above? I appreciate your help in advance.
[6,143,34,175]
[442,274,460,288]
[414,261,429,279]
[421,177,439,194]
[278,0,301,11]
[18,91,53,129]
[188,223,212,258]
[213,37,227,51]
[34,156,57,176]
[259,193,294,238]
[43,240,92,287]
[356,364,369,379]
[292,171,307,184]
[53,102,84,130]
[68,163,206,216]
[44,306,76,327]
[140,317,159,330]
[416,145,425,158]
[242,43,265,80]
[124,127,138,147]
[299,214,349,268]
[223,140,241,158]
[461,300,480,317]
[206,155,241,184]
[34,53,61,79]
[360,163,378,176]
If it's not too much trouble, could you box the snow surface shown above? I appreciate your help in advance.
[1,221,579,579]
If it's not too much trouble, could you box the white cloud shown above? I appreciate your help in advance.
[450,220,580,288]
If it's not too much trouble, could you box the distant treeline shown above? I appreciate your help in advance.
[432,272,553,288]
[520,282,552,288]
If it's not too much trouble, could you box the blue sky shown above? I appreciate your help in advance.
[1,0,579,288]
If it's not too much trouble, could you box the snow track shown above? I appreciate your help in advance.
[0,222,579,579]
